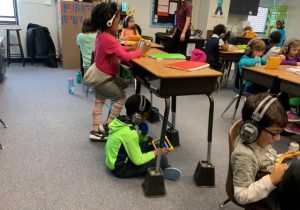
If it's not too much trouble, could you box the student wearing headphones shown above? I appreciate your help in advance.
[120,15,140,41]
[231,93,300,210]
[275,20,285,47]
[105,94,181,180]
[263,31,284,60]
[281,39,300,66]
[238,38,267,94]
[88,2,149,141]
[205,24,229,70]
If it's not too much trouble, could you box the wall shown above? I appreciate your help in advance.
[0,0,58,57]
[276,0,300,40]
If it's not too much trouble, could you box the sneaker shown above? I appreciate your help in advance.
[89,130,107,142]
[163,167,181,181]
[287,111,300,123]
[285,124,300,135]
[99,124,109,135]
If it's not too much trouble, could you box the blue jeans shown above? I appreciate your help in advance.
[215,6,223,15]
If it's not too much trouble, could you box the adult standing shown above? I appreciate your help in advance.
[172,0,192,55]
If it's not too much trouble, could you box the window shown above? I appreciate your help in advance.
[247,7,269,33]
[0,0,19,25]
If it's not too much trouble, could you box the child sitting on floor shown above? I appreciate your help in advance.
[205,24,229,70]
[231,93,300,210]
[120,16,140,41]
[105,94,181,180]
[281,39,300,66]
[238,38,267,94]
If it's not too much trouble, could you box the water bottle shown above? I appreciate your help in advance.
[76,71,81,84]
[68,77,75,95]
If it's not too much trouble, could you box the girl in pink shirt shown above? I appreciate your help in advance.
[88,2,143,141]
[120,16,140,41]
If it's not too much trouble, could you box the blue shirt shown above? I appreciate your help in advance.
[277,28,285,47]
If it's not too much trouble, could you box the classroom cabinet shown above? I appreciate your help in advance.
[229,0,260,16]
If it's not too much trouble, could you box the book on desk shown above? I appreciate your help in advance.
[165,61,210,72]
[150,53,186,60]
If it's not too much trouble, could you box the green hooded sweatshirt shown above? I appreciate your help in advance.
[105,116,155,170]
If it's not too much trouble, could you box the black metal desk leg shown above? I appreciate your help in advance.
[135,79,141,95]
[194,94,215,187]
[142,97,170,197]
[166,96,180,146]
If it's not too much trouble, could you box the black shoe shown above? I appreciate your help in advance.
[89,130,107,142]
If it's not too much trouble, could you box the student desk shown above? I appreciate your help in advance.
[279,75,300,97]
[132,48,222,188]
[155,32,205,54]
[232,65,294,120]
[120,41,164,49]
[219,49,244,86]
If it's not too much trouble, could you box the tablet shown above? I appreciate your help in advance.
[151,136,174,151]
[264,56,281,69]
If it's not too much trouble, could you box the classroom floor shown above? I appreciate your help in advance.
[0,64,299,210]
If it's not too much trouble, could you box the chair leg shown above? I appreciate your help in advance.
[221,95,239,118]
[0,118,8,128]
[219,198,231,208]
[16,30,25,67]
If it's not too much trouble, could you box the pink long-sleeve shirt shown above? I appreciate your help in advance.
[94,32,142,76]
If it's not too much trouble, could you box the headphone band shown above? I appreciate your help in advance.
[252,96,277,122]
[247,38,261,48]
[107,14,116,27]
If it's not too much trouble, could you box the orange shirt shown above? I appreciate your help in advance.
[121,28,136,40]
[244,30,257,39]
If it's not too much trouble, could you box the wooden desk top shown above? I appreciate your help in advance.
[279,74,300,85]
[132,49,222,79]
[243,65,295,77]
[220,50,244,54]
[120,41,163,49]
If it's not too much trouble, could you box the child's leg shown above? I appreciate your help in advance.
[92,98,105,132]
[112,156,169,178]
[106,94,126,124]
[278,160,300,209]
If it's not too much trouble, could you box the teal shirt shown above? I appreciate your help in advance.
[277,28,285,47]
[76,33,96,68]
[105,117,155,170]
[217,0,223,7]
[238,55,267,88]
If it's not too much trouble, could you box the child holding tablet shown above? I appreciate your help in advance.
[231,93,300,210]
[105,95,181,180]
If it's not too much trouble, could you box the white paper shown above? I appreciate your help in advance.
[20,0,51,5]
[158,5,169,13]
[158,0,169,6]
[186,43,196,57]
[169,2,177,14]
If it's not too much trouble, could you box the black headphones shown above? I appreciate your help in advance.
[283,38,298,54]
[131,95,147,125]
[123,15,132,28]
[240,95,278,144]
[244,38,262,56]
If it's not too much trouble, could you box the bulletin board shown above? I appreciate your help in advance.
[60,1,95,69]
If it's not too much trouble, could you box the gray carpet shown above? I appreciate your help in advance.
[0,64,298,210]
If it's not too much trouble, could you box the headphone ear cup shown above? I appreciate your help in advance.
[131,113,142,125]
[240,122,259,144]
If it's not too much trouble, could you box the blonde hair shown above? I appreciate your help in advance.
[249,39,266,56]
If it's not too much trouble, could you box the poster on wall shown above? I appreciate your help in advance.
[157,0,170,16]
[20,0,51,5]
[207,0,230,29]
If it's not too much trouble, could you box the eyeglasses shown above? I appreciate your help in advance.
[263,128,284,140]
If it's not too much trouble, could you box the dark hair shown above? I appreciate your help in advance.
[269,31,281,44]
[123,16,133,28]
[125,95,151,117]
[242,93,288,129]
[276,20,285,29]
[213,24,227,36]
[82,18,97,33]
[91,2,119,32]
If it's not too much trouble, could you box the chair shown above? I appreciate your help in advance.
[220,120,270,210]
[5,29,25,67]
[221,64,250,122]
[236,37,252,45]
[81,51,94,98]
[141,36,153,42]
